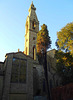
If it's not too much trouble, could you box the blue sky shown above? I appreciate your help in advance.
[0,0,73,61]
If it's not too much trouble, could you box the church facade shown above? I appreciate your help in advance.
[0,2,60,100]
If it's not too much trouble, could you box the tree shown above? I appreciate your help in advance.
[36,24,51,63]
[36,24,51,100]
[55,50,73,85]
[56,22,73,56]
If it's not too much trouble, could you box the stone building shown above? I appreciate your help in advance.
[0,2,60,100]
[24,2,39,60]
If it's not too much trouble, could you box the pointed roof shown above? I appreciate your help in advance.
[31,1,34,7]
[28,1,36,12]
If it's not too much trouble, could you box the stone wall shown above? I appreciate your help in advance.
[33,63,44,96]
[47,49,61,89]
[0,62,4,100]
[0,62,4,70]
[0,76,3,100]
[2,52,33,100]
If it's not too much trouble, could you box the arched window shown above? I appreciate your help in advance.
[33,46,36,60]
[26,22,28,33]
[26,47,27,55]
[11,57,27,83]
[32,21,36,29]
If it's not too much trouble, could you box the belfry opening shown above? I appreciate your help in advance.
[33,46,36,60]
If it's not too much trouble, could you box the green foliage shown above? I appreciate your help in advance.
[36,24,51,64]
[56,22,73,56]
[55,50,73,85]
[37,24,51,53]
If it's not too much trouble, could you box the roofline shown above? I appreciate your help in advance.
[47,49,56,52]
[5,51,34,60]
[0,62,4,64]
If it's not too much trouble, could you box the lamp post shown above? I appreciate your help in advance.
[41,48,51,100]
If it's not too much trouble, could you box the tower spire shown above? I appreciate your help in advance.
[31,1,33,4]
[29,1,36,12]
[24,2,39,60]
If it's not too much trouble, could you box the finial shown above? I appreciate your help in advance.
[31,1,34,8]
[28,1,36,12]
[32,1,33,4]
[18,48,20,52]
[31,1,34,6]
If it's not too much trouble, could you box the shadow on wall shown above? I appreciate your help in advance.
[34,96,47,100]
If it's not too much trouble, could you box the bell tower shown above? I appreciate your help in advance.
[24,2,39,60]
